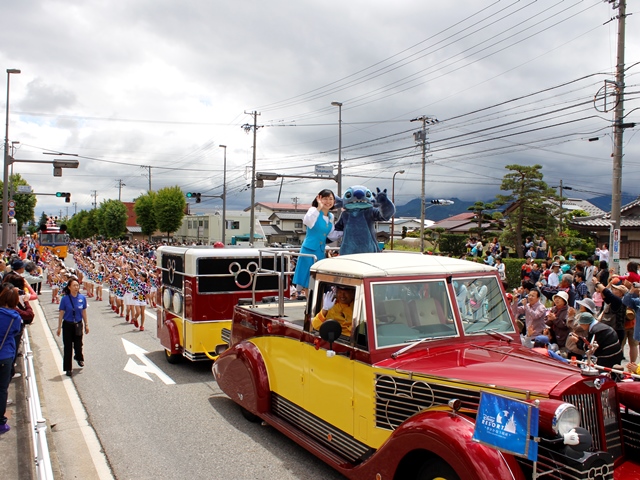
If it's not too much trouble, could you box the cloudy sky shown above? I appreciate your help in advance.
[2,0,639,220]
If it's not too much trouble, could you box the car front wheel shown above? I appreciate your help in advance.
[417,459,460,480]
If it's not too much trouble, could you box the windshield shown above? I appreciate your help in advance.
[454,277,515,336]
[373,280,458,348]
[40,233,69,245]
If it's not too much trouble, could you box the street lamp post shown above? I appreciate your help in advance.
[219,144,227,245]
[9,141,19,201]
[390,170,405,250]
[3,68,20,249]
[331,101,343,196]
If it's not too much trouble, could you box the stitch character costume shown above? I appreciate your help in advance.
[335,186,395,255]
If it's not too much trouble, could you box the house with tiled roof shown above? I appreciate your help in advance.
[426,212,498,234]
[570,197,640,259]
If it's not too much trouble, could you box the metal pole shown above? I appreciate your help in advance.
[3,68,20,249]
[390,170,405,250]
[248,111,260,247]
[331,101,343,196]
[610,0,626,274]
[219,144,227,245]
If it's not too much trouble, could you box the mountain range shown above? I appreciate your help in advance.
[394,194,638,223]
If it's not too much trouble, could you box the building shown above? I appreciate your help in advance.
[175,210,266,245]
[570,196,640,261]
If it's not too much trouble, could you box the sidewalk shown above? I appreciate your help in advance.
[0,298,113,480]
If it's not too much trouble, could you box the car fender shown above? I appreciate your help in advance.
[164,318,181,355]
[213,341,270,415]
[361,410,523,480]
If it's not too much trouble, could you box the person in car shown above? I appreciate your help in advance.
[312,286,354,336]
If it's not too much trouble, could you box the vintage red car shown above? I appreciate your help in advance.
[213,252,640,480]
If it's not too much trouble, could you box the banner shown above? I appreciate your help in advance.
[472,392,539,461]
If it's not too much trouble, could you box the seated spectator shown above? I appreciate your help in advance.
[511,287,546,339]
[539,273,576,308]
[564,298,597,357]
[573,272,589,304]
[484,251,494,266]
[521,257,534,283]
[495,257,506,287]
[570,312,623,368]
[545,291,571,348]
[529,262,541,284]
[546,262,561,287]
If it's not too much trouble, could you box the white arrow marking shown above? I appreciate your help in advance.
[122,338,176,385]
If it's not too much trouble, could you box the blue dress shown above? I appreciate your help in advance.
[293,208,335,289]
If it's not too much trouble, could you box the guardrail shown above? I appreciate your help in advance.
[21,326,54,480]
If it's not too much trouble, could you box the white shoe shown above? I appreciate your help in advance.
[6,399,14,405]
[12,373,21,379]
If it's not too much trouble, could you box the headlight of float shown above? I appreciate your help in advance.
[172,291,183,315]
[163,288,173,310]
[552,404,581,435]
[537,400,581,437]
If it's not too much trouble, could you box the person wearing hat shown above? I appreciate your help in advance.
[539,273,576,310]
[531,335,569,364]
[548,262,561,287]
[545,290,571,348]
[569,312,623,368]
[10,259,43,289]
[565,298,598,357]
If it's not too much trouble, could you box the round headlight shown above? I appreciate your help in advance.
[552,403,581,435]
[172,292,183,315]
[163,288,172,310]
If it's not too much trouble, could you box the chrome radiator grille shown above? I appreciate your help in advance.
[563,387,621,459]
[374,374,480,430]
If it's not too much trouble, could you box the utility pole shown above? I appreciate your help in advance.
[411,115,438,253]
[117,179,126,201]
[73,202,77,215]
[243,111,261,247]
[141,165,152,192]
[91,190,97,209]
[291,196,300,210]
[609,0,627,273]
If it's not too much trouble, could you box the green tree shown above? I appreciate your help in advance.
[134,191,157,239]
[467,201,501,230]
[97,200,128,239]
[496,164,559,258]
[0,173,37,228]
[154,186,186,241]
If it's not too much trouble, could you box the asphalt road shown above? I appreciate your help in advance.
[38,286,346,480]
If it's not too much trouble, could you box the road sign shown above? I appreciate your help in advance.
[16,185,32,194]
[7,200,15,208]
[8,209,15,218]
[315,165,334,176]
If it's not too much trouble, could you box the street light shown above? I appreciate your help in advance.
[219,144,227,246]
[331,101,342,196]
[390,170,405,250]
[3,68,20,249]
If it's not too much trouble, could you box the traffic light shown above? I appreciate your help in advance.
[56,192,71,203]
[186,192,202,203]
[430,199,440,204]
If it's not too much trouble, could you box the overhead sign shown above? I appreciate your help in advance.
[315,165,334,177]
[472,392,539,461]
[16,185,32,194]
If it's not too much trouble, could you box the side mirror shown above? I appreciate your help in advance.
[319,320,342,357]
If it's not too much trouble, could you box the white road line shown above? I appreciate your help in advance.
[34,301,115,480]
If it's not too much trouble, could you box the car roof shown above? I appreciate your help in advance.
[311,252,497,279]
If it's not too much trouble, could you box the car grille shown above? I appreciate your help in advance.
[221,328,231,344]
[563,388,622,459]
[621,411,640,458]
[271,393,372,464]
[374,374,480,430]
[515,446,614,480]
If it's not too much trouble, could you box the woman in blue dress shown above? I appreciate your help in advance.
[293,189,340,293]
